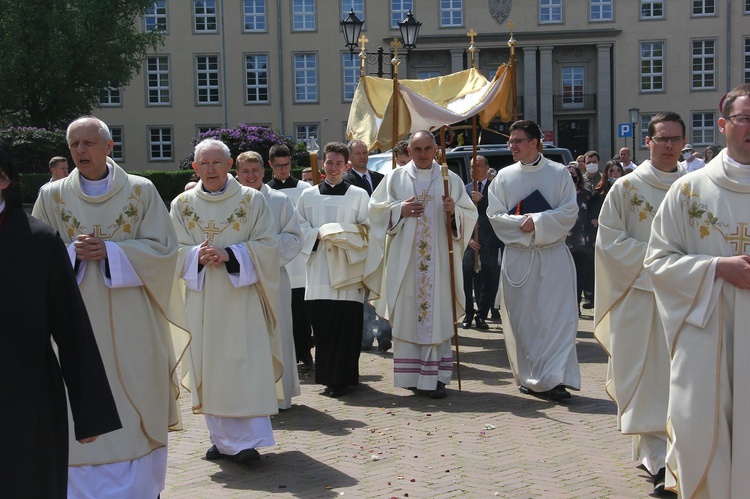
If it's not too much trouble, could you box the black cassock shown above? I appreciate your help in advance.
[0,205,121,499]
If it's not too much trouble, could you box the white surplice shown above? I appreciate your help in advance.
[366,161,478,390]
[645,151,750,497]
[486,155,581,392]
[260,184,303,409]
[594,161,683,474]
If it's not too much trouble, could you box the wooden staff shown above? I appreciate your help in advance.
[439,125,462,391]
[310,151,321,185]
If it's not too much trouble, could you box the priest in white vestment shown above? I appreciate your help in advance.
[366,130,478,399]
[170,139,283,465]
[644,85,750,498]
[296,142,371,398]
[267,143,314,367]
[237,151,302,410]
[594,112,686,494]
[486,120,580,402]
[32,117,191,499]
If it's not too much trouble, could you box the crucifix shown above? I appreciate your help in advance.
[202,220,223,243]
[726,222,750,254]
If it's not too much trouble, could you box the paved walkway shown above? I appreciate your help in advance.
[163,310,656,498]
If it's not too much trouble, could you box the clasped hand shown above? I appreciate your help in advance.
[74,234,108,261]
[199,240,229,267]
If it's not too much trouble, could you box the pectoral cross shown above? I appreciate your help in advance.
[202,220,223,243]
[726,222,750,254]
[92,225,109,240]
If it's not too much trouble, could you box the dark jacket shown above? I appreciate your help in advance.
[343,168,384,197]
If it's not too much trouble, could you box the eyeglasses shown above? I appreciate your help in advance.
[724,114,750,126]
[271,162,292,169]
[508,138,533,146]
[648,136,685,145]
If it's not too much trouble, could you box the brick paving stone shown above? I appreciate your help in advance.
[162,312,652,498]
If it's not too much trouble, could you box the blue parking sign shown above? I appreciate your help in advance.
[618,123,632,138]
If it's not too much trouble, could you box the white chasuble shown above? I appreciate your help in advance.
[366,162,477,349]
[170,177,282,417]
[296,183,371,303]
[645,151,750,498]
[486,156,581,392]
[32,160,190,466]
[260,184,303,409]
[594,161,681,443]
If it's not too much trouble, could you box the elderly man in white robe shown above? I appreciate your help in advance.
[644,84,750,498]
[595,112,686,495]
[367,130,478,399]
[33,116,190,499]
[486,119,580,402]
[296,142,371,398]
[237,150,303,410]
[170,139,282,465]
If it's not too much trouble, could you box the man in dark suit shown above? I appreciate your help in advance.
[344,139,391,352]
[343,139,384,195]
[462,155,502,329]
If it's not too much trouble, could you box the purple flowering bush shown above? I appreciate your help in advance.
[179,124,299,170]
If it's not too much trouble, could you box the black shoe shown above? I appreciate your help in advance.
[328,385,348,398]
[518,385,532,395]
[431,381,447,399]
[653,467,666,494]
[475,317,490,330]
[205,445,225,460]
[461,316,473,328]
[361,342,373,351]
[547,385,572,401]
[490,308,501,320]
[321,385,333,396]
[581,298,594,309]
[377,338,392,352]
[235,448,260,465]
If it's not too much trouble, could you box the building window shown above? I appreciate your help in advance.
[440,0,463,27]
[295,124,319,142]
[294,53,318,103]
[149,127,172,161]
[640,42,664,92]
[243,0,266,32]
[745,37,750,83]
[245,54,269,103]
[640,113,655,147]
[641,0,664,19]
[196,55,220,104]
[342,0,365,28]
[590,0,612,21]
[145,1,167,32]
[691,112,715,145]
[197,125,221,136]
[391,0,413,29]
[745,0,750,13]
[110,127,124,162]
[540,0,563,24]
[293,0,316,31]
[194,1,217,32]
[692,0,716,16]
[146,56,170,105]
[99,86,122,107]
[691,40,716,90]
[561,67,584,109]
[342,53,359,101]
[417,70,441,79]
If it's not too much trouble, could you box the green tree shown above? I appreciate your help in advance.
[0,0,163,129]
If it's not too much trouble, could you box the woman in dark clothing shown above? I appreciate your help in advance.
[0,139,121,498]
[565,163,592,308]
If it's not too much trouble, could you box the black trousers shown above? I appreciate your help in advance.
[462,245,500,320]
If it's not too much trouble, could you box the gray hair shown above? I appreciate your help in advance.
[194,139,231,160]
[67,116,112,142]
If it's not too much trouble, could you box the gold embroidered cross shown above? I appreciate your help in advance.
[92,225,109,239]
[726,222,750,254]
[418,189,434,206]
[202,220,223,243]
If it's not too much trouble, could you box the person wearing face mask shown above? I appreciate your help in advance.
[679,144,705,172]
[595,112,687,495]
[582,151,602,193]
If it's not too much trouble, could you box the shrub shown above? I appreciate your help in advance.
[0,127,68,174]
